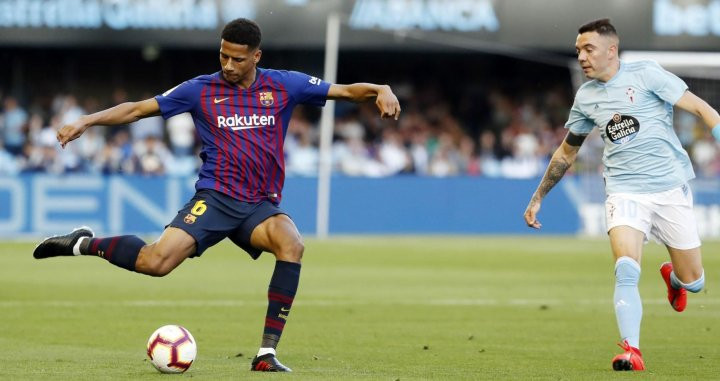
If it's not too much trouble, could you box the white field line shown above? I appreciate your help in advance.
[0,298,719,308]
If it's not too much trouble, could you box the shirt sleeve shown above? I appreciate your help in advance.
[154,80,199,119]
[564,95,594,135]
[642,61,688,105]
[283,71,331,107]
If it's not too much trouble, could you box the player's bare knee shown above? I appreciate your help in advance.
[276,240,304,263]
[287,240,304,262]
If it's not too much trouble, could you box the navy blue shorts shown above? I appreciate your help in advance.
[167,189,286,259]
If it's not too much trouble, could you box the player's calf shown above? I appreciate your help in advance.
[133,244,187,277]
[256,261,301,362]
[81,235,147,273]
[614,257,642,349]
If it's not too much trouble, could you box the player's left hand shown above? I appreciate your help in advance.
[376,86,401,120]
[523,200,542,229]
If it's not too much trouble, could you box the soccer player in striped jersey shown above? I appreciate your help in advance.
[33,18,401,372]
[524,18,720,371]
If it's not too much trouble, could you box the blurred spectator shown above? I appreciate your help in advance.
[1,74,716,180]
[286,127,319,177]
[166,112,195,156]
[76,127,106,170]
[690,131,720,178]
[401,111,431,174]
[377,128,410,175]
[25,113,45,148]
[1,96,28,155]
[132,136,173,176]
[20,127,63,174]
[130,94,164,140]
[428,132,460,177]
[96,130,133,174]
[409,132,430,175]
[458,136,480,175]
[131,116,165,140]
[336,136,386,177]
[57,95,85,126]
[499,131,543,179]
[0,138,19,174]
[335,117,365,141]
[478,130,501,177]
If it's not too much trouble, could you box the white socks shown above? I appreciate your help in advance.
[257,347,276,357]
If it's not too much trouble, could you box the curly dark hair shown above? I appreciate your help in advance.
[578,18,617,36]
[221,18,262,49]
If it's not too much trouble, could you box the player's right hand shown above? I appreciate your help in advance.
[57,119,89,148]
[376,85,401,120]
[523,201,542,229]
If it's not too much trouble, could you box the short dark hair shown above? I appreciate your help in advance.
[221,18,262,49]
[578,18,618,36]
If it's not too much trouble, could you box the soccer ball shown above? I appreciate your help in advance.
[146,325,197,373]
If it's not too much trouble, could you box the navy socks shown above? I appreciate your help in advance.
[261,261,301,349]
[83,235,146,272]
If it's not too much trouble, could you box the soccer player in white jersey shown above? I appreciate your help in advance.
[523,18,720,371]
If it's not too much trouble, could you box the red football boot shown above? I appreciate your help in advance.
[660,262,687,312]
[612,340,645,371]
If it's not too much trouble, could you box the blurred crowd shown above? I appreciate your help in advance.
[1,85,718,179]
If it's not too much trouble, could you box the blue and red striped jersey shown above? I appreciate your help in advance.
[155,68,330,203]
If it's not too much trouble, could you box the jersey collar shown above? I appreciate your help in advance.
[217,69,262,90]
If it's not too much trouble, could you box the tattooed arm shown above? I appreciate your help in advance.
[524,132,586,229]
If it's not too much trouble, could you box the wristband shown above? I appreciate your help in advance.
[713,123,720,142]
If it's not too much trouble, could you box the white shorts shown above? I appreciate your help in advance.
[605,184,701,250]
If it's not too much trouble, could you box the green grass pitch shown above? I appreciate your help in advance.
[1,236,718,380]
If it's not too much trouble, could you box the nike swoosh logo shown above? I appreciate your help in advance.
[280,307,290,312]
[231,126,266,131]
[214,97,229,104]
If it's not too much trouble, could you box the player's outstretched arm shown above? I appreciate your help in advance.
[674,91,720,141]
[57,98,161,148]
[524,133,584,229]
[327,83,401,120]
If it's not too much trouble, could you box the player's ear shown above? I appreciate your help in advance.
[254,49,262,64]
[609,43,618,59]
[607,37,619,58]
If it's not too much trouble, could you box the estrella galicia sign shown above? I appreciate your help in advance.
[605,113,640,144]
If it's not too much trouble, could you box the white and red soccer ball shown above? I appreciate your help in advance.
[146,325,197,373]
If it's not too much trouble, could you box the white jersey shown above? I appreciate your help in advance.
[565,60,694,194]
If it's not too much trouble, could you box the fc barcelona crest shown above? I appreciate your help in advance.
[184,213,197,224]
[259,92,274,106]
